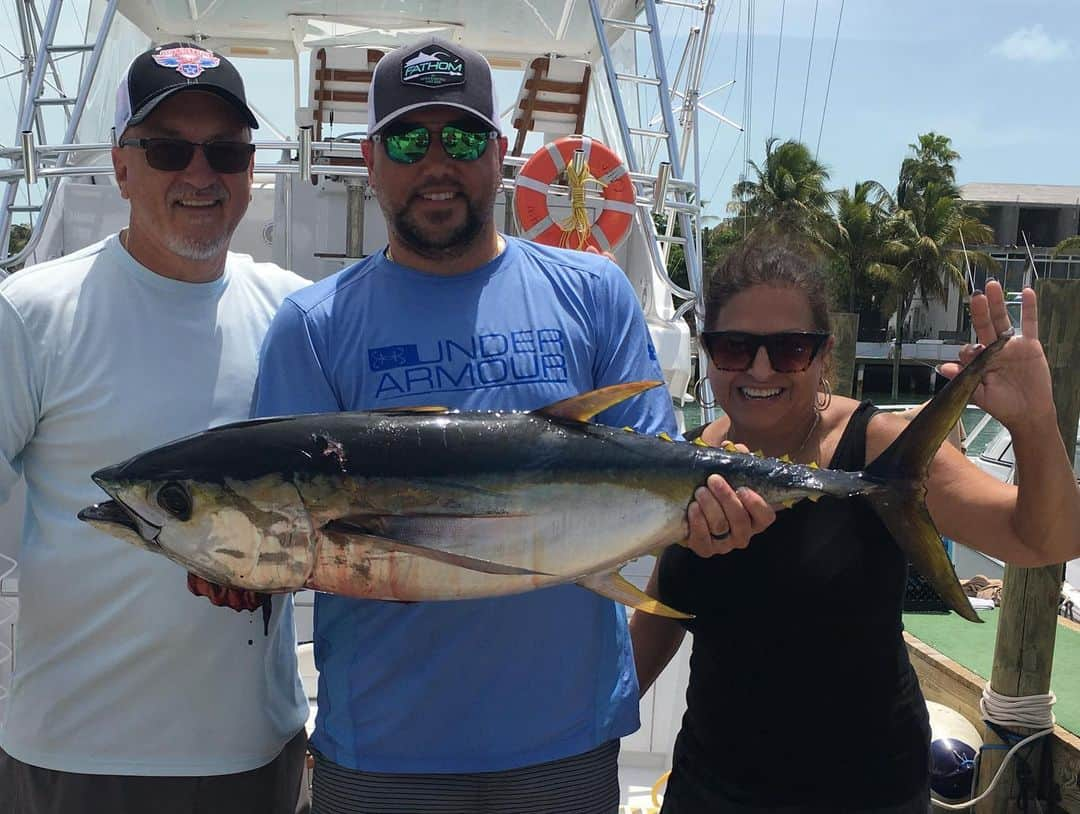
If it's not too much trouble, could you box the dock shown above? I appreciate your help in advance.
[904,611,1080,811]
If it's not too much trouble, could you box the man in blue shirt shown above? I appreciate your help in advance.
[252,35,686,813]
[252,34,760,812]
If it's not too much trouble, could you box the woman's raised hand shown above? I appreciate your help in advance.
[938,280,1054,432]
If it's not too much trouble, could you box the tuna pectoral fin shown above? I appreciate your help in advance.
[869,496,981,623]
[536,381,663,423]
[577,571,692,619]
[321,520,551,577]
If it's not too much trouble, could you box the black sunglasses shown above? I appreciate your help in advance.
[372,121,498,164]
[118,137,255,174]
[701,331,830,373]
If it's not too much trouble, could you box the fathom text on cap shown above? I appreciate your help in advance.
[114,42,259,139]
[367,37,500,136]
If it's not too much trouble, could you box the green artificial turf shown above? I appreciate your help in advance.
[903,610,1080,735]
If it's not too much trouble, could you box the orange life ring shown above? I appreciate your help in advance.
[513,135,636,253]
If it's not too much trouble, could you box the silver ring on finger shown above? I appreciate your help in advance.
[710,530,731,542]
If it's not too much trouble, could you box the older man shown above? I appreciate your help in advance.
[0,43,309,814]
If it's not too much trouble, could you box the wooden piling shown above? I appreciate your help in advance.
[829,312,858,397]
[975,280,1080,813]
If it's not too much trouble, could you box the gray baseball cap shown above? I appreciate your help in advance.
[367,37,501,135]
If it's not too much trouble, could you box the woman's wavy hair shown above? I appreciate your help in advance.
[704,227,832,335]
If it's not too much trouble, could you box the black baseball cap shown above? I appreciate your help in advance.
[114,42,259,138]
[367,37,500,135]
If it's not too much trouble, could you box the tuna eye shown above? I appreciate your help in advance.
[157,482,192,521]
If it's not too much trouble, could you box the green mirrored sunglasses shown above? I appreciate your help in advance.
[373,122,498,164]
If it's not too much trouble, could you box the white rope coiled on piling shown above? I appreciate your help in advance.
[932,685,1056,811]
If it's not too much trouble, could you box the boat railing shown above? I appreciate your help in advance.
[1,0,718,367]
[0,0,120,271]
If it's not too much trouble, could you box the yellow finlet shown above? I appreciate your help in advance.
[535,381,663,422]
[753,449,764,457]
[779,454,792,463]
[781,499,796,509]
[577,571,693,619]
[657,432,674,442]
[692,437,710,447]
[808,460,820,469]
[720,440,739,452]
[622,426,636,433]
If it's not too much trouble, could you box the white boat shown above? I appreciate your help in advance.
[0,0,730,801]
[960,413,1080,588]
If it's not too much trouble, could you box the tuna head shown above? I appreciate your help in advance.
[78,427,320,593]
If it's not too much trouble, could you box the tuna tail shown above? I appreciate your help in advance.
[863,336,1010,624]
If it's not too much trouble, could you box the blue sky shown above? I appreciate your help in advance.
[688,0,1080,216]
[1,0,1077,219]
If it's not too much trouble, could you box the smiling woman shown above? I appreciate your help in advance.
[631,227,1080,813]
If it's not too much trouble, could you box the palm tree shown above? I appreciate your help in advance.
[4,223,30,272]
[729,137,835,245]
[1051,235,1080,257]
[897,132,960,208]
[831,180,894,313]
[877,183,997,398]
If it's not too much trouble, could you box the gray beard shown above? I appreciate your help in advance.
[164,183,234,261]
[164,233,231,261]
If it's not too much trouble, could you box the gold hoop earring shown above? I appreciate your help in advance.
[694,377,716,410]
[816,376,832,412]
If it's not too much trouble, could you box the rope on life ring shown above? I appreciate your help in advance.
[513,135,636,253]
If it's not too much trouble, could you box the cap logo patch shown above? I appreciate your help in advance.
[401,47,465,88]
[153,47,220,78]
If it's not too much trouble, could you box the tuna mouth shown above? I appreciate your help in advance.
[78,498,162,546]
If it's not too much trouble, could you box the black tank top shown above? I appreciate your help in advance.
[658,402,930,808]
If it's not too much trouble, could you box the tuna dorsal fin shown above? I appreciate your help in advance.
[577,571,693,619]
[535,381,663,423]
[322,520,550,576]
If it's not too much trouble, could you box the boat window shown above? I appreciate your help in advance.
[1005,302,1022,335]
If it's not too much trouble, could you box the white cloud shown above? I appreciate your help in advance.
[992,24,1071,62]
